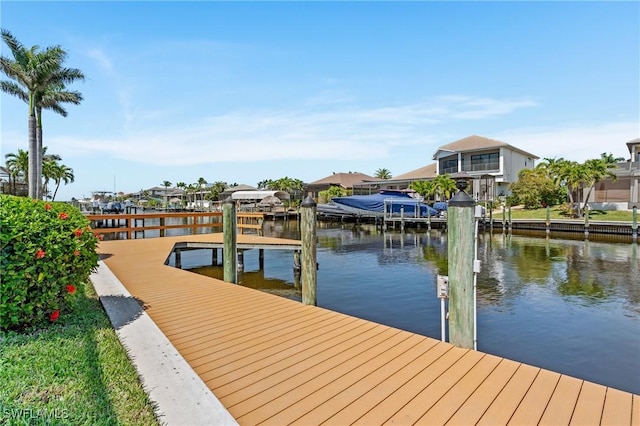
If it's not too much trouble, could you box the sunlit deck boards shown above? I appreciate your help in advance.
[97,234,639,425]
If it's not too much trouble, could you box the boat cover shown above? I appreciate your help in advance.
[332,191,438,217]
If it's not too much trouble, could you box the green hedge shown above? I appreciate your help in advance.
[1,195,100,331]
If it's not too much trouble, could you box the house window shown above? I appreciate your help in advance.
[466,152,499,172]
[440,156,458,174]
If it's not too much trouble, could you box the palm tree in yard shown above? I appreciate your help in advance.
[50,162,74,201]
[196,177,207,207]
[433,174,457,200]
[4,149,29,194]
[34,81,83,198]
[0,29,84,199]
[579,153,620,213]
[409,180,437,202]
[176,182,186,205]
[374,168,392,180]
[162,180,172,206]
[41,148,62,198]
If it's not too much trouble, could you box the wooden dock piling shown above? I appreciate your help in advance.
[546,205,551,235]
[300,196,317,306]
[448,174,476,350]
[223,198,237,284]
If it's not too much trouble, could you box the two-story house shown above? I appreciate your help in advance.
[432,135,538,201]
[588,138,640,210]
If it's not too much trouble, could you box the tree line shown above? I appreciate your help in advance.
[510,153,621,216]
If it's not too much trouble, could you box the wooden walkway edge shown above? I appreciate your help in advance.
[97,234,640,425]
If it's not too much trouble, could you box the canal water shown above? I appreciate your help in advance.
[172,220,639,395]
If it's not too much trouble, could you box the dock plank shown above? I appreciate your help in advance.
[539,375,583,425]
[571,381,607,425]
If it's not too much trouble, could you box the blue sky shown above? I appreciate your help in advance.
[1,1,639,201]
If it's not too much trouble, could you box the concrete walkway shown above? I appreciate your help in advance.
[91,260,238,426]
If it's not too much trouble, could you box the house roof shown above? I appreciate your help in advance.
[231,190,290,201]
[392,163,437,181]
[627,137,640,153]
[227,184,257,191]
[432,135,539,160]
[221,184,257,195]
[307,172,376,188]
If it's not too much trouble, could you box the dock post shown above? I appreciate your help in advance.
[238,250,244,272]
[502,205,506,233]
[223,197,237,284]
[259,249,264,269]
[632,206,638,240]
[508,206,512,233]
[447,173,476,350]
[584,208,590,238]
[175,249,182,269]
[160,217,165,238]
[212,248,218,266]
[300,196,317,306]
[400,207,405,232]
[293,250,301,273]
[546,205,551,235]
[489,202,493,233]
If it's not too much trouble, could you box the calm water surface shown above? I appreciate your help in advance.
[178,221,640,395]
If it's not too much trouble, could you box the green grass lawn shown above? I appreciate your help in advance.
[0,284,159,426]
[490,206,635,222]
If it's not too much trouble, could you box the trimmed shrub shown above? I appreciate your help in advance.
[0,195,100,331]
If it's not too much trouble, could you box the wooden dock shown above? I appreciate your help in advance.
[97,233,639,425]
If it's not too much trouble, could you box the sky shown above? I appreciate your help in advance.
[1,1,639,201]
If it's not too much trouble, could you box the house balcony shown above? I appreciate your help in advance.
[463,161,500,173]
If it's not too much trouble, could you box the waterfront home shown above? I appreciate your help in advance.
[305,171,376,199]
[588,137,640,210]
[355,135,539,202]
[433,135,538,201]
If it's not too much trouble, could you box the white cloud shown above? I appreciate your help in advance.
[86,48,113,73]
[42,95,539,166]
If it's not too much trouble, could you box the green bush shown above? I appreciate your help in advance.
[0,195,100,331]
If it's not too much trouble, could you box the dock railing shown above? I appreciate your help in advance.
[87,211,264,239]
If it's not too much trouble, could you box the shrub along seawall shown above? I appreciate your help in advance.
[0,194,100,331]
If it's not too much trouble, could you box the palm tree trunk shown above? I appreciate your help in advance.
[52,182,61,201]
[36,108,43,199]
[28,115,38,199]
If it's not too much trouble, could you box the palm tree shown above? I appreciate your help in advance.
[257,179,273,190]
[4,149,28,195]
[433,174,457,200]
[579,153,619,212]
[34,81,83,198]
[41,148,62,198]
[374,168,392,180]
[206,181,228,201]
[50,163,74,201]
[176,181,186,206]
[162,180,172,206]
[1,29,84,199]
[557,160,588,216]
[409,180,437,202]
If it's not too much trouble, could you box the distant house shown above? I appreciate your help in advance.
[588,138,640,210]
[432,135,538,201]
[0,166,24,196]
[219,184,258,200]
[352,163,437,195]
[305,172,376,198]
